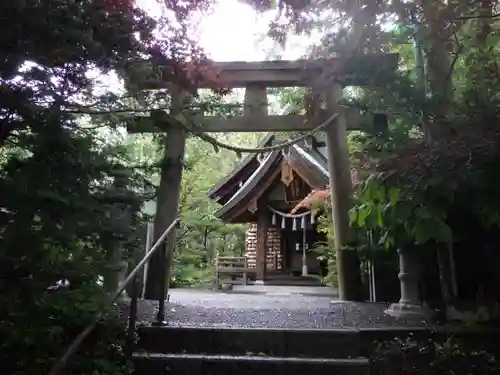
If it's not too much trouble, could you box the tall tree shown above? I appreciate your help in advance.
[0,0,219,374]
[248,0,500,141]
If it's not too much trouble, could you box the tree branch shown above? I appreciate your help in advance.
[454,13,500,20]
[445,32,463,83]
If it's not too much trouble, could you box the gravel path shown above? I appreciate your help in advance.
[118,288,431,329]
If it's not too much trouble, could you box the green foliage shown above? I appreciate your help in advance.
[459,46,500,120]
[0,123,147,375]
[0,0,158,146]
[171,131,259,286]
[312,213,339,287]
[349,114,500,251]
[372,335,499,375]
[350,179,453,249]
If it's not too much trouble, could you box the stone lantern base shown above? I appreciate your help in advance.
[385,302,433,319]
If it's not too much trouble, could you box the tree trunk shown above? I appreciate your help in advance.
[420,0,455,140]
[436,245,459,320]
[476,0,493,46]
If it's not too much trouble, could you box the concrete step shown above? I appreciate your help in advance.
[132,353,370,375]
[137,326,363,359]
[230,284,337,297]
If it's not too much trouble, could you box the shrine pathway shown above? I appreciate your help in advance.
[120,286,430,329]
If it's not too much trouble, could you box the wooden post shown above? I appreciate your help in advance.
[324,82,363,301]
[141,222,154,298]
[243,256,248,285]
[144,91,187,300]
[214,251,220,290]
[255,209,269,283]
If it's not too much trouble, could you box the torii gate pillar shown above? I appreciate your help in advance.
[325,82,363,301]
[144,91,187,303]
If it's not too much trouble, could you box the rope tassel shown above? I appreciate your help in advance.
[292,218,297,231]
[281,216,286,229]
[301,216,306,229]
[272,212,276,226]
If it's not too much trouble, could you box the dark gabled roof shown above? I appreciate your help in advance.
[214,150,281,219]
[206,133,275,200]
[213,142,331,222]
[291,144,329,184]
[302,144,328,171]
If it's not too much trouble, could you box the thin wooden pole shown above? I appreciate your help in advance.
[214,251,220,290]
[324,82,363,301]
[141,222,154,298]
[255,209,269,283]
[243,256,248,285]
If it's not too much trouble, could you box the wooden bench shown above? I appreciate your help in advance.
[214,255,255,290]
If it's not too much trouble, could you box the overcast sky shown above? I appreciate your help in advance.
[136,0,313,61]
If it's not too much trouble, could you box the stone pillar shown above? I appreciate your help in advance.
[103,169,133,299]
[386,247,431,318]
[244,84,268,116]
[255,209,269,284]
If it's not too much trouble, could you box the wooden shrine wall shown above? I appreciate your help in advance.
[245,223,282,270]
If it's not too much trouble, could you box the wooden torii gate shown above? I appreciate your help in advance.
[128,55,397,304]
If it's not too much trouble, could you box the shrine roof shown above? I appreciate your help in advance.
[211,139,330,222]
[206,133,275,202]
[214,150,281,220]
[292,144,328,178]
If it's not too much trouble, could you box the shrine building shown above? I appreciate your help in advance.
[207,133,331,284]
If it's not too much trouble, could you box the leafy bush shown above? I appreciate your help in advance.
[0,127,144,375]
[0,297,133,375]
[371,335,499,375]
[171,264,214,287]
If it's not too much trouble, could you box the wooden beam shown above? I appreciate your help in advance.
[217,267,256,273]
[126,114,315,132]
[131,54,398,90]
[198,115,317,132]
[126,110,381,133]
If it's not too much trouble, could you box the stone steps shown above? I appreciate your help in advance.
[133,353,369,375]
[137,326,362,358]
[133,326,370,375]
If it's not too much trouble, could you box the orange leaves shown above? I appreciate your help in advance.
[290,187,330,214]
